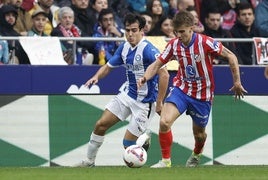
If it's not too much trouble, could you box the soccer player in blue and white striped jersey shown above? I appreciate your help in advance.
[76,13,169,167]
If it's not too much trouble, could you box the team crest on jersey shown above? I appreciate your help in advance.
[194,54,201,62]
[135,54,142,61]
[206,39,220,52]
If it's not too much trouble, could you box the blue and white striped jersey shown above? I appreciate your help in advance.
[107,38,160,103]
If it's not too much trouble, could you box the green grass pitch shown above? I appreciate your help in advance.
[1,165,268,180]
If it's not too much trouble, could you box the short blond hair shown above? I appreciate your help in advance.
[173,10,194,29]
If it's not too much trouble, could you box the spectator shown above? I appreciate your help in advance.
[168,0,195,18]
[230,2,259,65]
[167,0,178,17]
[26,7,73,65]
[28,0,60,35]
[141,12,153,35]
[146,0,166,30]
[254,0,268,37]
[71,0,96,55]
[148,15,175,38]
[90,0,108,20]
[186,5,204,33]
[200,0,254,30]
[51,6,94,65]
[203,8,237,64]
[0,4,29,64]
[92,8,123,64]
[177,0,195,11]
[27,8,48,36]
[11,0,34,36]
[0,39,9,64]
[109,0,131,23]
[200,0,237,30]
[90,0,124,30]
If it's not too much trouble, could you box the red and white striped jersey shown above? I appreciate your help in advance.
[159,33,223,101]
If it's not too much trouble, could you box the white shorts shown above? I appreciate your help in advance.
[105,92,156,137]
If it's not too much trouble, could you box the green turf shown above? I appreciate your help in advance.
[1,166,268,180]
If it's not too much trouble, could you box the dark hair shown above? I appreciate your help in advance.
[148,15,172,36]
[186,5,197,12]
[98,8,114,21]
[123,13,146,29]
[140,11,152,18]
[236,2,254,16]
[90,0,97,5]
[158,15,173,28]
[1,5,18,17]
[173,10,194,29]
[205,8,221,18]
[146,0,163,15]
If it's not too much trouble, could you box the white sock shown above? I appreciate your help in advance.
[87,132,104,162]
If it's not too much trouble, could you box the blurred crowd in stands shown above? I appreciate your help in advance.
[0,0,267,65]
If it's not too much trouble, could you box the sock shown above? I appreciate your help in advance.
[87,132,104,162]
[159,130,173,159]
[193,140,205,155]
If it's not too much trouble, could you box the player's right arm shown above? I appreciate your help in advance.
[138,58,165,88]
[84,64,112,87]
[155,65,169,115]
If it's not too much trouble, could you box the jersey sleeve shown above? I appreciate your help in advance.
[107,43,124,67]
[204,36,223,56]
[159,39,175,64]
[143,42,160,63]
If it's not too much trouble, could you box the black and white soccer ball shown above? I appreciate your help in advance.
[123,145,147,168]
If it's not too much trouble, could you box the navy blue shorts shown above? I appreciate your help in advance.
[165,87,211,127]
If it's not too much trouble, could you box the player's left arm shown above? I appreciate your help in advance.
[155,66,169,115]
[220,46,248,99]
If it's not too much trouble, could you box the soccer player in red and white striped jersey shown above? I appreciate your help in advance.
[138,10,247,168]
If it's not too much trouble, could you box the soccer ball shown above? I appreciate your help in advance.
[123,145,147,168]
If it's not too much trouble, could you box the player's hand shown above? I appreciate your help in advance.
[229,82,247,100]
[155,101,163,116]
[137,77,146,89]
[84,77,98,87]
[107,25,122,37]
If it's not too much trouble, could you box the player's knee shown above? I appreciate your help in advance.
[159,118,171,132]
[194,132,207,142]
[95,120,109,134]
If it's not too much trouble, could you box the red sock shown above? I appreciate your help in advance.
[159,130,173,159]
[193,141,205,155]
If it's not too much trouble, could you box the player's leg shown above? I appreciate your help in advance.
[151,102,180,168]
[135,102,155,151]
[185,123,207,167]
[186,100,211,167]
[124,101,154,150]
[75,109,120,167]
[76,94,130,167]
[151,87,187,168]
[87,109,121,162]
